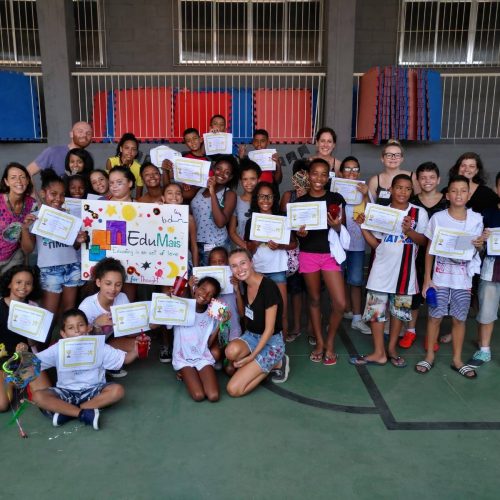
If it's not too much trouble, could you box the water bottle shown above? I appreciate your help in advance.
[426,287,438,308]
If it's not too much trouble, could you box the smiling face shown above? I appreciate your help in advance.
[141,165,161,189]
[390,178,413,206]
[240,169,259,194]
[229,251,254,282]
[70,122,93,149]
[4,166,29,197]
[308,162,329,193]
[108,171,132,199]
[194,281,218,307]
[96,271,123,303]
[458,158,479,181]
[213,160,233,186]
[210,116,226,132]
[446,180,469,208]
[256,185,274,214]
[184,132,202,152]
[8,271,33,302]
[68,154,85,175]
[417,170,440,193]
[381,145,404,170]
[61,314,91,338]
[163,184,183,205]
[90,171,109,195]
[68,178,85,199]
[341,160,361,180]
[316,131,335,157]
[42,181,65,209]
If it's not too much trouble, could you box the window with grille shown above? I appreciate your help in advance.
[0,0,106,67]
[398,0,500,66]
[175,0,324,65]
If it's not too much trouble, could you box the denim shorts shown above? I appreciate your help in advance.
[40,262,84,293]
[476,279,500,324]
[239,330,285,373]
[342,250,365,286]
[49,382,111,406]
[264,271,287,284]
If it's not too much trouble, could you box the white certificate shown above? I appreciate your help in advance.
[63,198,83,218]
[31,204,81,245]
[287,201,327,230]
[86,193,101,200]
[173,157,211,188]
[429,226,477,261]
[149,293,196,326]
[248,149,277,171]
[58,335,104,372]
[249,213,291,245]
[150,145,181,168]
[486,228,500,256]
[331,179,365,205]
[7,301,54,343]
[203,133,233,155]
[192,266,232,295]
[111,301,151,337]
[361,203,406,235]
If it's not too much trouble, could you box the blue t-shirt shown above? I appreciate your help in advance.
[34,145,70,176]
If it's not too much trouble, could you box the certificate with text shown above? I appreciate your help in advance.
[203,133,233,155]
[31,204,81,245]
[111,301,151,337]
[248,149,277,171]
[192,266,232,295]
[150,145,181,168]
[63,198,83,218]
[487,228,500,256]
[330,178,364,205]
[149,293,196,326]
[58,335,104,372]
[287,201,327,230]
[173,157,211,188]
[250,213,291,245]
[7,301,54,343]
[429,226,477,261]
[361,203,406,236]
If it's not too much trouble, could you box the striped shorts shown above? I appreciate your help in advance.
[428,287,471,322]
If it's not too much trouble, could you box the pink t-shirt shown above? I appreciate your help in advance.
[0,194,36,261]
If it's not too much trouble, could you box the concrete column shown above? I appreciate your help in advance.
[324,0,357,158]
[36,0,77,145]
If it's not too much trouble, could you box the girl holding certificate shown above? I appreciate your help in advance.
[0,162,37,274]
[295,159,346,365]
[0,265,50,412]
[244,182,297,342]
[225,248,289,396]
[191,155,238,266]
[21,169,87,318]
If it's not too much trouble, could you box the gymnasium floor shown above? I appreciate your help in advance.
[2,313,500,499]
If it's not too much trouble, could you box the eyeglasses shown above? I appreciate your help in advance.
[384,153,402,160]
[343,167,360,173]
[257,194,274,201]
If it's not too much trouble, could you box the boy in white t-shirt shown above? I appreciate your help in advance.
[350,174,428,368]
[416,175,484,377]
[32,309,140,430]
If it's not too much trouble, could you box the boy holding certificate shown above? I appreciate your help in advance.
[351,174,428,368]
[32,309,141,430]
[416,175,484,377]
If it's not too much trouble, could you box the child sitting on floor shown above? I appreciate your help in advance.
[32,308,140,430]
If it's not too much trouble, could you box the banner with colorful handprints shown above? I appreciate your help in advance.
[80,200,189,286]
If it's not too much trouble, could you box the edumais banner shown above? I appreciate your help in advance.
[80,201,189,286]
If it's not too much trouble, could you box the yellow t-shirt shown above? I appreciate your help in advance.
[107,156,143,187]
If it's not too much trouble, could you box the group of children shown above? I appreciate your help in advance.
[1,118,499,431]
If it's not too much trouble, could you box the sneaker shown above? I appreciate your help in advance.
[79,409,100,430]
[159,345,172,363]
[271,355,290,384]
[351,320,372,335]
[107,368,127,378]
[52,413,74,427]
[469,350,491,367]
[343,311,354,320]
[398,331,417,349]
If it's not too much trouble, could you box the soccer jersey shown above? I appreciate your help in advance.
[366,203,428,294]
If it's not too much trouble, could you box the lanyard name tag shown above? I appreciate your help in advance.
[379,190,391,199]
[245,305,254,320]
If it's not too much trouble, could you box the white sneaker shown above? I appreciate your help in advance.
[343,311,354,320]
[352,320,372,335]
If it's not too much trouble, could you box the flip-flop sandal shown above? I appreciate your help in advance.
[439,333,452,344]
[286,332,302,343]
[309,350,323,363]
[415,360,433,374]
[323,353,338,366]
[348,355,386,366]
[450,364,477,379]
[308,335,317,346]
[389,356,407,368]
